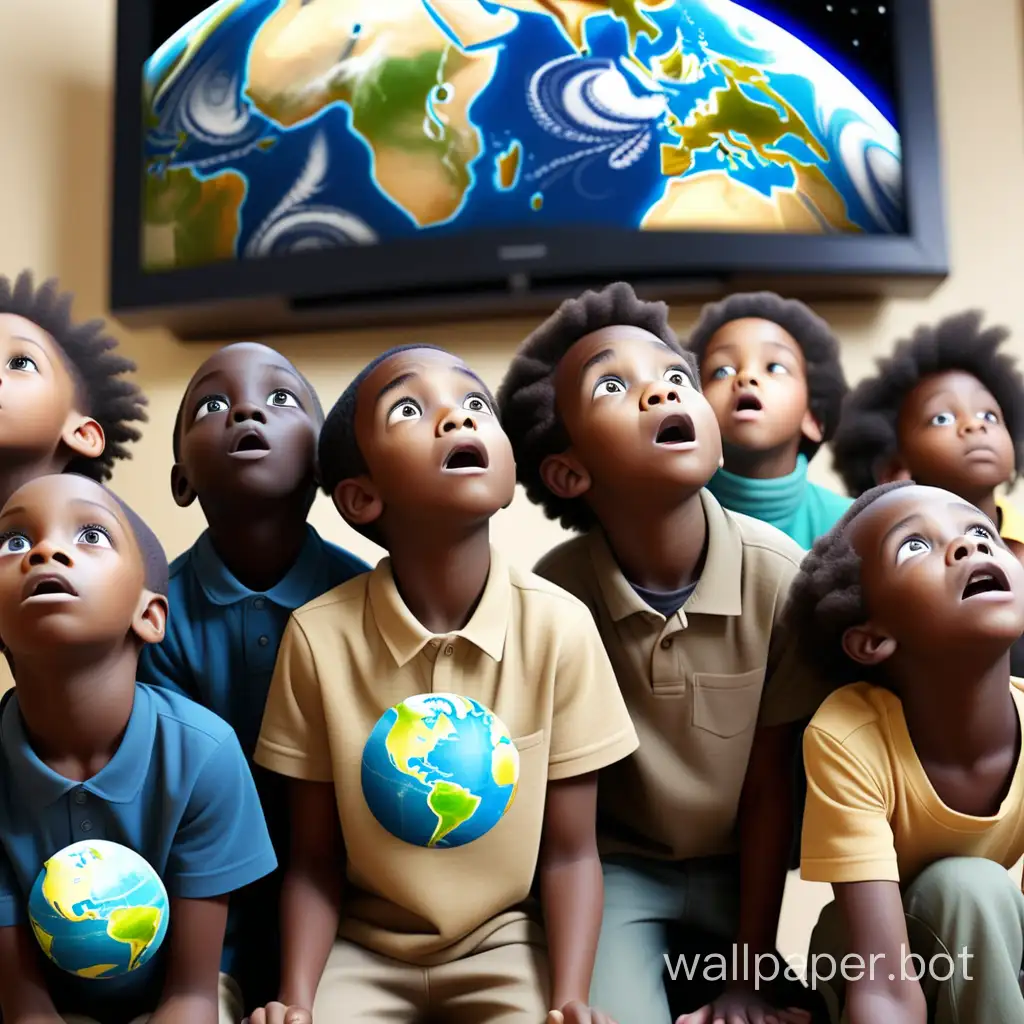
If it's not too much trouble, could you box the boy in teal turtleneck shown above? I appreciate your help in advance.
[687,292,851,548]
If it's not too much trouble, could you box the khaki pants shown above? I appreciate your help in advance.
[313,925,550,1022]
[810,857,1024,1024]
[63,972,242,1024]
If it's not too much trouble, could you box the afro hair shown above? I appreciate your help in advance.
[831,311,1024,497]
[0,271,146,481]
[496,281,694,533]
[779,479,914,689]
[686,291,848,458]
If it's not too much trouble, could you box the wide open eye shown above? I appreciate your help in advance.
[387,400,421,425]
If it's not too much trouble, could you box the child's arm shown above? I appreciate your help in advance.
[276,780,344,1011]
[539,772,603,1018]
[150,895,230,1024]
[0,925,63,1024]
[835,881,927,1024]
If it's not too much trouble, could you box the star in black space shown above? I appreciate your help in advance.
[745,1,897,124]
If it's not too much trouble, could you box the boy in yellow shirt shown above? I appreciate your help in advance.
[791,479,1024,1023]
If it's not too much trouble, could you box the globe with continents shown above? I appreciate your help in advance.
[361,693,520,848]
[28,840,169,979]
[142,0,903,270]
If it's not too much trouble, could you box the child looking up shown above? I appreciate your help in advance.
[788,481,1024,1024]
[498,283,825,1024]
[0,474,275,1024]
[137,342,369,1012]
[831,310,1024,557]
[687,292,850,547]
[248,345,637,1024]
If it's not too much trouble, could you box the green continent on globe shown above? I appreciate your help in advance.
[108,906,163,971]
[143,165,246,270]
[649,56,858,232]
[385,701,456,784]
[427,780,481,846]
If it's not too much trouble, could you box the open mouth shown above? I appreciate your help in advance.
[443,442,488,471]
[229,430,271,456]
[735,393,763,413]
[961,564,1011,600]
[23,574,77,600]
[655,414,696,446]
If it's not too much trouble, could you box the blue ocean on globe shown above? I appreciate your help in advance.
[28,840,169,980]
[361,693,520,848]
[141,0,904,271]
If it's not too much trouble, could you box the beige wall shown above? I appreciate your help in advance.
[1,0,1021,970]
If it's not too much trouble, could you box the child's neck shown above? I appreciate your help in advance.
[386,521,492,635]
[12,645,139,783]
[203,496,309,593]
[592,487,707,592]
[894,650,1016,769]
[721,442,800,480]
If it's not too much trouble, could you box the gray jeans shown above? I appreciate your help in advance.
[589,854,740,1024]
[810,857,1024,1024]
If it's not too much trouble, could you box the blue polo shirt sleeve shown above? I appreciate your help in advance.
[166,731,277,900]
[0,844,24,928]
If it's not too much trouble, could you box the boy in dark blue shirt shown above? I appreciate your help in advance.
[0,473,275,1024]
[137,343,368,1011]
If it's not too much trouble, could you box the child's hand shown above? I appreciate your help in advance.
[676,986,812,1024]
[548,1000,618,1023]
[242,1002,312,1024]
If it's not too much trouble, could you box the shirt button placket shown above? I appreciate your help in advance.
[433,636,455,692]
[69,787,97,838]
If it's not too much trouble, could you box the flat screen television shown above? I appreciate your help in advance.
[110,0,947,339]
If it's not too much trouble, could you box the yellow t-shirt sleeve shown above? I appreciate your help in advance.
[254,615,335,783]
[547,605,639,782]
[800,723,899,883]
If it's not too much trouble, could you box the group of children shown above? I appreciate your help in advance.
[0,270,1022,1024]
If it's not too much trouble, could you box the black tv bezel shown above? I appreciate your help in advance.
[109,0,947,325]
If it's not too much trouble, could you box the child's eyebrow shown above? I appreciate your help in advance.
[375,371,417,407]
[881,512,923,549]
[577,348,615,383]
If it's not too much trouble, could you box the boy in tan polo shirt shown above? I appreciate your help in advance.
[497,283,826,1024]
[248,345,638,1024]
[790,480,1024,1024]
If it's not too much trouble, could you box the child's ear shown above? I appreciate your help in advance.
[170,464,196,508]
[800,410,824,446]
[842,622,897,666]
[131,591,168,646]
[876,455,912,486]
[539,451,591,501]
[61,415,105,461]
[334,476,383,528]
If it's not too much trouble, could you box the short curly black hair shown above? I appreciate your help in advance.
[107,485,169,597]
[831,311,1024,497]
[319,344,474,543]
[496,281,694,533]
[0,271,146,480]
[779,479,914,689]
[686,291,847,459]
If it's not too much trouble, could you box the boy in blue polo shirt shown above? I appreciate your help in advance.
[136,342,369,1010]
[0,473,276,1024]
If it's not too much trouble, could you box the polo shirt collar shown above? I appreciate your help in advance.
[1,684,155,808]
[192,524,325,608]
[588,488,744,622]
[369,546,510,667]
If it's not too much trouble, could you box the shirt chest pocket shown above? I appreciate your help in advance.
[691,668,765,739]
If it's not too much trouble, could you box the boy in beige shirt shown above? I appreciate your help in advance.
[498,283,827,1024]
[248,345,638,1024]
[791,480,1024,1023]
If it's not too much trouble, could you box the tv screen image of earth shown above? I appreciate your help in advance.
[141,0,904,271]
